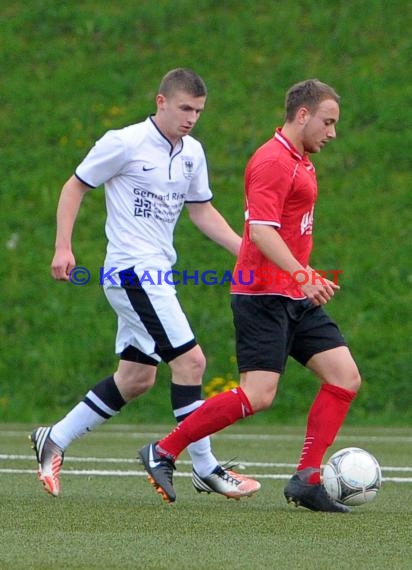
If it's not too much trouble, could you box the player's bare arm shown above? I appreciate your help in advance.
[186,201,241,256]
[250,224,339,305]
[51,175,91,281]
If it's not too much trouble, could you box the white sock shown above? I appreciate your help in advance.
[50,401,112,450]
[187,436,219,478]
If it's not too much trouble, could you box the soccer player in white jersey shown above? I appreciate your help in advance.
[30,68,260,501]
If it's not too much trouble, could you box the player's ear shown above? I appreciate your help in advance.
[297,106,311,125]
[156,93,167,109]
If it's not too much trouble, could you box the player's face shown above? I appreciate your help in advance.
[302,99,340,153]
[156,90,206,144]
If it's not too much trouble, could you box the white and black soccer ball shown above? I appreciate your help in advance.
[323,447,382,506]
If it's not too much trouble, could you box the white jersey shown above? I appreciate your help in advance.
[75,116,213,272]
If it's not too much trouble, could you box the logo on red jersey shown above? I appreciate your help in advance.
[300,208,314,235]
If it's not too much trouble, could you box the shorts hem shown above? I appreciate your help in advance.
[238,366,283,374]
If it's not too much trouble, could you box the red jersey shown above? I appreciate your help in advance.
[231,129,317,298]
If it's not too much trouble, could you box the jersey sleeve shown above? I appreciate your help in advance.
[246,159,292,227]
[75,130,128,188]
[185,149,213,203]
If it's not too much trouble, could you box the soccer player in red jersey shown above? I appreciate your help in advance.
[140,79,361,511]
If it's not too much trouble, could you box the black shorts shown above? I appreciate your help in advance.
[231,294,347,374]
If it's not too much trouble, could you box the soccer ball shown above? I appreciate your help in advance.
[323,447,382,506]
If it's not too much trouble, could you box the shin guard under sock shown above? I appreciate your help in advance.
[51,376,126,450]
[170,383,218,476]
[157,387,253,460]
[297,383,357,483]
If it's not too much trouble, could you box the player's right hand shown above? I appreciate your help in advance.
[51,249,76,281]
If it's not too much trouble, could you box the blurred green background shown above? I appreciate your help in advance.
[1,0,411,425]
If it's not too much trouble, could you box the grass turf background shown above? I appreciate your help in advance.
[1,423,412,569]
[0,0,411,424]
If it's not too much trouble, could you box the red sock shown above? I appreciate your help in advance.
[297,383,357,483]
[156,387,253,460]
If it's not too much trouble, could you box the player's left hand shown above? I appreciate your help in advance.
[301,277,340,306]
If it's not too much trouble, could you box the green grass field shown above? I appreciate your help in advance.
[1,1,411,425]
[1,423,411,569]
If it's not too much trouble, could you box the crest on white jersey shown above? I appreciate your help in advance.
[181,156,194,179]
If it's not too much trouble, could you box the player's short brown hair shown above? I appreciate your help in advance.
[285,79,340,121]
[158,68,207,98]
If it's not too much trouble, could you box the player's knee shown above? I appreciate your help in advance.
[115,368,156,400]
[135,371,156,394]
[331,366,361,393]
[348,368,362,393]
[185,351,206,383]
[253,393,276,412]
[169,347,206,384]
[243,387,276,413]
[240,372,279,413]
[340,361,362,393]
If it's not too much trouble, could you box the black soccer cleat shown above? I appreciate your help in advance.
[138,443,176,503]
[284,468,350,513]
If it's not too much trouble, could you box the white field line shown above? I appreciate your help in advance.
[0,468,410,483]
[0,455,411,482]
[2,430,412,443]
[1,454,412,473]
[2,430,412,482]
